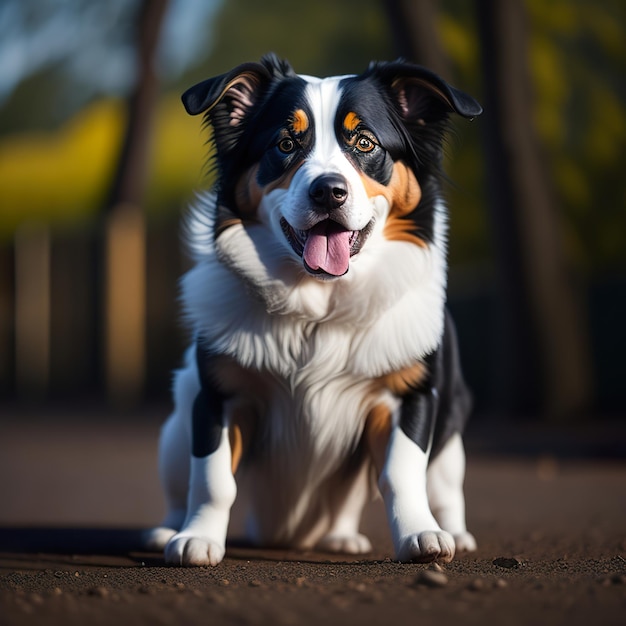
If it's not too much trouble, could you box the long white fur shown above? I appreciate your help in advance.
[152,73,472,565]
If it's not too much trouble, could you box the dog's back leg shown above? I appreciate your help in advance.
[142,412,190,550]
[426,312,476,553]
[314,463,372,554]
[427,432,476,552]
[142,353,197,551]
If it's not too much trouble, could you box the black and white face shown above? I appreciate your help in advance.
[254,74,419,279]
[182,56,481,281]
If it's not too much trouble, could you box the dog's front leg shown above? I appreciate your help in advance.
[164,345,237,567]
[164,427,235,566]
[374,387,455,563]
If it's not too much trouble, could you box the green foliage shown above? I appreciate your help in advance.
[195,0,394,77]
[527,0,626,271]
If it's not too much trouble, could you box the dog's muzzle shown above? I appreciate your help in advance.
[280,217,373,278]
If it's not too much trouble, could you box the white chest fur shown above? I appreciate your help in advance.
[182,199,448,379]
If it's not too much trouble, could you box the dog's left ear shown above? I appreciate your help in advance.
[369,61,482,123]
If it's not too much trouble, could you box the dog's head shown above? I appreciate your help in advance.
[183,54,481,281]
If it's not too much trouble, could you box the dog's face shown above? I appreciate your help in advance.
[183,55,481,281]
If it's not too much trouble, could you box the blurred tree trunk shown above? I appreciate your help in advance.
[475,0,592,418]
[102,0,169,406]
[105,0,169,209]
[383,0,452,79]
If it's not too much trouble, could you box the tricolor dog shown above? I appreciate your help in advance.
[146,54,482,565]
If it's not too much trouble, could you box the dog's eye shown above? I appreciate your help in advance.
[278,138,296,154]
[356,136,375,153]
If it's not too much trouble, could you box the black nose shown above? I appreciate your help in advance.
[309,174,348,211]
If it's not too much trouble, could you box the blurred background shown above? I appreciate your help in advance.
[0,0,624,429]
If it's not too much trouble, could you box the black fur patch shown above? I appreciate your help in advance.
[192,341,229,458]
[252,79,314,187]
[399,311,472,457]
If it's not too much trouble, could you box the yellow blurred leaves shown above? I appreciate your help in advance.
[585,86,625,166]
[146,96,210,215]
[439,14,478,72]
[0,94,207,238]
[0,100,122,235]
[530,34,569,146]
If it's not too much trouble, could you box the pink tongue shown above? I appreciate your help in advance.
[303,221,352,276]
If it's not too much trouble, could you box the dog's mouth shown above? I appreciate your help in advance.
[280,218,373,277]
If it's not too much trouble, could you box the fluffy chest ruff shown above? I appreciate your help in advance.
[181,275,431,544]
[151,54,482,564]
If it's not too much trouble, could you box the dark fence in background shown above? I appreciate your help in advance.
[0,214,189,408]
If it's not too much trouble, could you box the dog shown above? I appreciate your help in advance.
[145,54,482,566]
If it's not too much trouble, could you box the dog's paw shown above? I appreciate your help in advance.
[164,534,225,567]
[397,530,456,563]
[141,526,178,551]
[316,533,372,555]
[454,531,477,553]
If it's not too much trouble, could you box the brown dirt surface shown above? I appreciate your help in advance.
[0,413,625,625]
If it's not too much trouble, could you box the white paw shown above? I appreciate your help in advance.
[454,531,477,552]
[316,533,372,555]
[164,534,225,566]
[141,526,177,551]
[397,530,456,563]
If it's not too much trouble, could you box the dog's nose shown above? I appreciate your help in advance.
[309,174,348,211]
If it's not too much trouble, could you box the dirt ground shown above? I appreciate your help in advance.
[0,411,624,625]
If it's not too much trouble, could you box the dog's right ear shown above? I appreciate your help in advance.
[182,63,272,117]
[182,62,274,152]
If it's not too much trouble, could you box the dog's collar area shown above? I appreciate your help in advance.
[280,217,373,278]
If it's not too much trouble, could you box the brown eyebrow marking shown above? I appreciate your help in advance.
[343,111,361,132]
[290,109,309,134]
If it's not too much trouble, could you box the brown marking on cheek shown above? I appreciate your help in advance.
[263,159,304,193]
[357,162,421,217]
[235,161,296,209]
[343,111,362,133]
[290,109,309,134]
[359,171,394,206]
[378,362,428,396]
[365,404,392,475]
[380,163,427,247]
[384,216,428,247]
[388,162,422,218]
